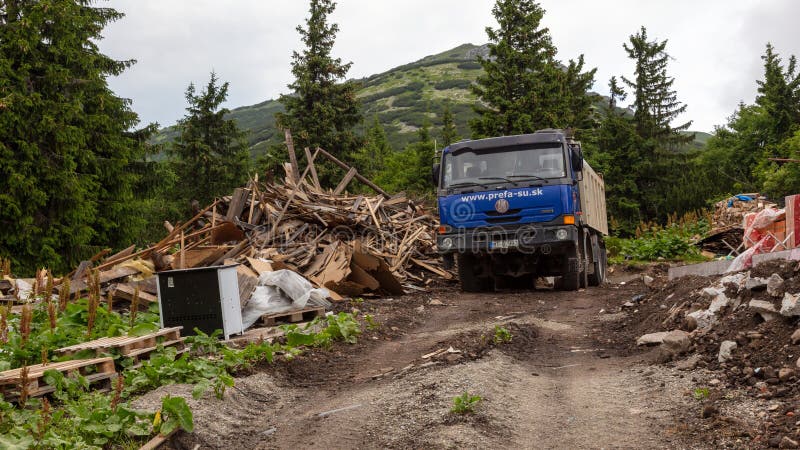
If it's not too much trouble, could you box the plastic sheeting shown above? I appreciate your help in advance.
[729,207,786,272]
[241,269,331,329]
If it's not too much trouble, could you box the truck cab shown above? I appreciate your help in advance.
[432,129,608,291]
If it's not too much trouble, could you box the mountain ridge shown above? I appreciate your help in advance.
[152,43,709,154]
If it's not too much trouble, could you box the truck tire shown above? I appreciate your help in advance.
[557,239,585,291]
[456,253,493,292]
[588,245,607,286]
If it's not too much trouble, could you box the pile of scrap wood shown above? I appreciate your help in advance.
[2,134,451,310]
[701,194,780,256]
[144,168,450,301]
[711,194,777,230]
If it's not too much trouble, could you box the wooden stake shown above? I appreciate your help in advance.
[179,231,185,270]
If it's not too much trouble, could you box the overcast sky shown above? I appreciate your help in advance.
[101,0,800,133]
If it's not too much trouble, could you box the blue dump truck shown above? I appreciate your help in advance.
[432,129,608,292]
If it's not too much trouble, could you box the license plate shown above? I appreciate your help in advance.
[491,239,518,249]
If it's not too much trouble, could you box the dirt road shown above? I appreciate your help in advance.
[137,278,702,449]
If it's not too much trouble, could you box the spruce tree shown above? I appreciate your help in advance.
[755,43,800,144]
[622,26,692,147]
[0,0,153,274]
[470,0,596,138]
[376,122,435,195]
[441,104,459,146]
[351,116,392,179]
[168,72,250,206]
[276,0,362,185]
[594,78,644,233]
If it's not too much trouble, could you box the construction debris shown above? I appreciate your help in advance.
[1,134,452,335]
[711,193,777,230]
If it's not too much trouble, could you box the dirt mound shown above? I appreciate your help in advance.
[601,259,800,447]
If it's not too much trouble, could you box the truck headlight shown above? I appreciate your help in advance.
[440,237,454,250]
[555,228,569,240]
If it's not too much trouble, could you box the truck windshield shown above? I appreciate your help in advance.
[441,144,566,189]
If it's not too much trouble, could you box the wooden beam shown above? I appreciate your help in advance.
[284,129,300,183]
[315,147,391,198]
[225,188,250,222]
[333,167,358,196]
[304,146,321,190]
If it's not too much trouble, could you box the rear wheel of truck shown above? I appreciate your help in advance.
[588,244,607,286]
[456,253,493,292]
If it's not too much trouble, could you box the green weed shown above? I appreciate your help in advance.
[693,387,710,401]
[493,326,512,345]
[451,392,482,414]
[364,314,380,331]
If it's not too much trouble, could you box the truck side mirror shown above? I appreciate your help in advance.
[571,147,584,172]
[431,163,441,187]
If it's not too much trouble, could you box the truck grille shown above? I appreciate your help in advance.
[485,209,522,217]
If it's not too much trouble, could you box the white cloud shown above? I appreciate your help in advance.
[101,0,800,132]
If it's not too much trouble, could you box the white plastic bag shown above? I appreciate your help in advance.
[240,270,331,329]
[259,270,323,307]
[241,285,292,329]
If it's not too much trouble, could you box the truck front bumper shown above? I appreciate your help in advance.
[436,224,578,254]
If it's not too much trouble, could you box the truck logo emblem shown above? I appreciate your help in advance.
[495,199,510,214]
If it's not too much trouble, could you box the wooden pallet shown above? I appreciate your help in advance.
[0,357,116,401]
[55,327,184,359]
[260,306,325,326]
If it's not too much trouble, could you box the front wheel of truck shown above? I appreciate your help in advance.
[456,253,493,292]
[557,234,587,291]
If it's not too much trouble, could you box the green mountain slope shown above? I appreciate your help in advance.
[153,43,708,155]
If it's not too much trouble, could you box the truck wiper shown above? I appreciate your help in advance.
[507,174,548,183]
[447,181,486,189]
[477,176,514,183]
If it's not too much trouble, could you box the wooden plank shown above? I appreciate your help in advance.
[110,283,158,304]
[55,327,184,356]
[138,429,178,450]
[211,240,250,266]
[284,128,300,183]
[236,265,259,307]
[333,167,358,196]
[181,247,227,268]
[98,265,141,284]
[316,147,391,198]
[304,146,321,190]
[0,357,116,388]
[364,197,381,228]
[226,188,251,222]
[260,306,324,326]
[223,326,286,347]
[72,261,92,284]
[102,244,136,267]
[410,257,454,279]
[246,257,274,276]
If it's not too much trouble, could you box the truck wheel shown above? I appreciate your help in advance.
[558,270,580,291]
[588,246,607,286]
[456,253,493,292]
[557,241,584,291]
